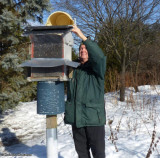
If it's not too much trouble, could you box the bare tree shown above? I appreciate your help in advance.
[52,0,160,101]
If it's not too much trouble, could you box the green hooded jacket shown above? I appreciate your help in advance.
[64,39,106,128]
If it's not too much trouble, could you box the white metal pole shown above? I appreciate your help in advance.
[46,115,58,158]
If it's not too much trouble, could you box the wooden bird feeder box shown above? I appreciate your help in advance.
[20,25,79,81]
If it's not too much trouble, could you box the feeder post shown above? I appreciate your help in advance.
[46,115,58,158]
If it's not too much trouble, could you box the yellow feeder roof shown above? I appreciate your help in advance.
[46,11,74,26]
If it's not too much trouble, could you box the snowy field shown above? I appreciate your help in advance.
[0,85,160,158]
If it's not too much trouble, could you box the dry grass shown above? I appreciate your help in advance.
[106,85,160,157]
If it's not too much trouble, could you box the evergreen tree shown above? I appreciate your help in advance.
[0,0,51,113]
[72,48,78,61]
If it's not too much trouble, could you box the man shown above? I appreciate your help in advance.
[64,25,106,158]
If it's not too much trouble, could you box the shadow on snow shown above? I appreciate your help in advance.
[0,128,64,158]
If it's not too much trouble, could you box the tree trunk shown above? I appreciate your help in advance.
[133,48,140,92]
[120,52,126,101]
[134,58,139,93]
[120,67,125,101]
[130,63,139,93]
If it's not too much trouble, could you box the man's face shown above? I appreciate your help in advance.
[79,44,88,63]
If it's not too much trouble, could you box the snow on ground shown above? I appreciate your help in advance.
[0,85,160,158]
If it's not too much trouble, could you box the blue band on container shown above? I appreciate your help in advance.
[37,81,64,115]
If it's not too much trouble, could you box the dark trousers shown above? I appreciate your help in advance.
[72,125,105,158]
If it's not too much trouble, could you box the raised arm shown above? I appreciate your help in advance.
[71,25,87,41]
[72,25,106,79]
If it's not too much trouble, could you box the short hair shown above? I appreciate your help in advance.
[79,43,85,51]
[79,36,90,50]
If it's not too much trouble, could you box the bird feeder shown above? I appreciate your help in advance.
[21,25,79,82]
[21,25,79,115]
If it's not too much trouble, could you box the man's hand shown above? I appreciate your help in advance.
[71,25,87,41]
